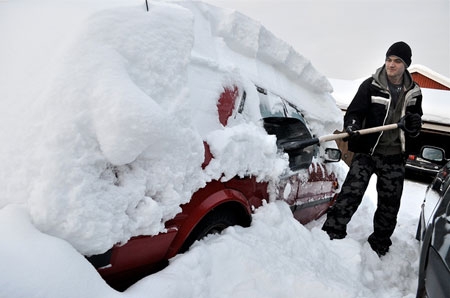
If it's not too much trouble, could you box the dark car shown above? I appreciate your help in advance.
[406,146,447,181]
[87,84,342,290]
[416,158,450,298]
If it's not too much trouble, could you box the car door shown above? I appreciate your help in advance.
[254,86,338,223]
[418,163,450,298]
[425,177,450,298]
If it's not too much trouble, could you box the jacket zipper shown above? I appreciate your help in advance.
[370,87,391,155]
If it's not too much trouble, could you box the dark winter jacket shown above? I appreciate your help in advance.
[344,65,423,155]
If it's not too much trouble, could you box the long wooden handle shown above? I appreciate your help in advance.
[318,123,400,142]
[280,123,402,152]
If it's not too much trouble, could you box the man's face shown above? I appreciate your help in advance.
[385,55,406,79]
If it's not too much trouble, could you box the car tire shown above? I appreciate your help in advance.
[180,207,245,253]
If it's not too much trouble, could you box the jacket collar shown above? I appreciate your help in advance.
[372,65,413,90]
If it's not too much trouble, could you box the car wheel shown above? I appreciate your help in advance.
[180,207,246,253]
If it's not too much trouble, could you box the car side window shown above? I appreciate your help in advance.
[433,164,450,195]
[443,165,450,194]
[284,100,308,126]
[445,200,450,269]
[257,86,286,118]
[256,86,316,170]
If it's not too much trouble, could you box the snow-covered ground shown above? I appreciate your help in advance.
[0,1,432,297]
[0,178,428,298]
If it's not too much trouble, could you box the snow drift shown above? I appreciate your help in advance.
[0,1,342,255]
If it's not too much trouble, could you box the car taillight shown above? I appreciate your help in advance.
[408,154,416,161]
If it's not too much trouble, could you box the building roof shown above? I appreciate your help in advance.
[408,64,450,89]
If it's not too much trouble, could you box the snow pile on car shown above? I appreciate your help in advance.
[0,1,342,255]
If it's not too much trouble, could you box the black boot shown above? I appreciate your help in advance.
[368,233,391,257]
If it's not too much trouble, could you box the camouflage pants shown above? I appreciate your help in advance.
[322,153,405,247]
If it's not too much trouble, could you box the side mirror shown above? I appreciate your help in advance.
[324,148,341,163]
[421,146,445,163]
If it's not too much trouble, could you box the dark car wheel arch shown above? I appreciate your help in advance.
[179,203,251,253]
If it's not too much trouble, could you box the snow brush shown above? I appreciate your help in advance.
[276,113,417,152]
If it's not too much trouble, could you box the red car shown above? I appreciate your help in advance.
[87,84,341,290]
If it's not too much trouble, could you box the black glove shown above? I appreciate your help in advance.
[404,113,422,135]
[343,124,360,142]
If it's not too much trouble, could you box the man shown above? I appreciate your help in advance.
[322,41,423,256]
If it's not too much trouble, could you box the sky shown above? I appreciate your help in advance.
[0,0,441,297]
[204,0,450,80]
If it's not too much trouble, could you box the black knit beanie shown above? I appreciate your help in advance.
[386,41,412,67]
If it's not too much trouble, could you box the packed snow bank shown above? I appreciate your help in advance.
[0,1,342,256]
[0,204,120,298]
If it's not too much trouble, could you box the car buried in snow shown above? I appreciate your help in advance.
[416,157,450,298]
[87,84,342,290]
[75,1,345,291]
